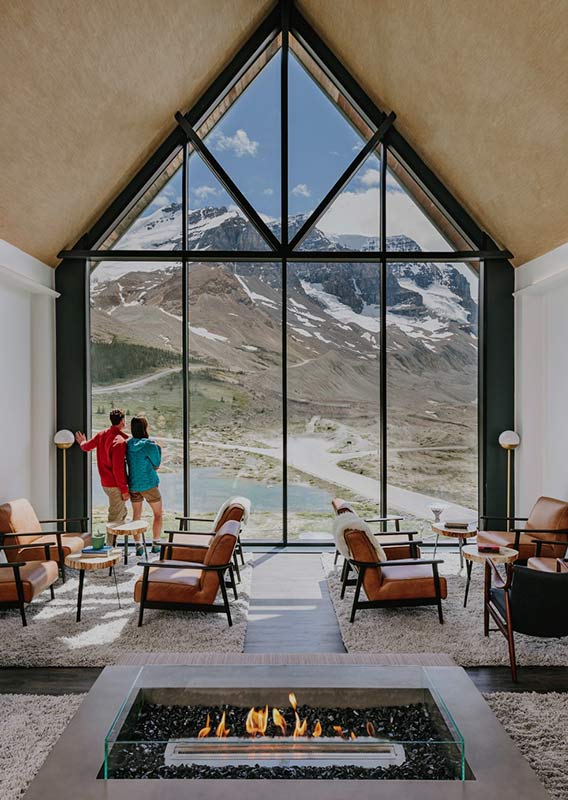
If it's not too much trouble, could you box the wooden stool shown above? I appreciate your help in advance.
[65,550,122,622]
[106,520,148,565]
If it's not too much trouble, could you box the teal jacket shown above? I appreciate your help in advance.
[126,438,161,492]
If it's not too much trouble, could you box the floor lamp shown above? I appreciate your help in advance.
[498,430,521,531]
[54,430,75,531]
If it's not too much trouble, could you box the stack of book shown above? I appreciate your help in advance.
[445,521,471,530]
[81,545,115,558]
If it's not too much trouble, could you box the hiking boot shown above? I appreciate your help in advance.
[151,543,162,554]
[135,544,145,557]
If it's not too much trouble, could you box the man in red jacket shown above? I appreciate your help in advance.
[75,408,130,534]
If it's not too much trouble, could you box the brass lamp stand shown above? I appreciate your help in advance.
[498,430,521,531]
[54,430,75,531]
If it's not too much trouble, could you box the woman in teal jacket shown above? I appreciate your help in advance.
[126,416,163,554]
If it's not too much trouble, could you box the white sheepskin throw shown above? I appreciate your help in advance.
[213,495,251,531]
[332,512,386,562]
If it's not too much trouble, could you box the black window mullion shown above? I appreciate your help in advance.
[182,143,190,518]
[281,0,290,545]
[379,143,388,519]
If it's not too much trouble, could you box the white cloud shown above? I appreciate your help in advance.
[318,185,450,252]
[359,168,380,187]
[194,185,218,199]
[214,129,259,157]
[263,187,274,196]
[292,183,311,198]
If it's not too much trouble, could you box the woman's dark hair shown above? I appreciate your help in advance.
[131,416,149,439]
[109,409,124,426]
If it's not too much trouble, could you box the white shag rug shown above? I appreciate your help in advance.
[0,559,252,666]
[486,692,568,800]
[322,553,568,667]
[0,692,564,798]
[0,693,85,800]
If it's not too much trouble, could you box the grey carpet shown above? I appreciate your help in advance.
[0,693,85,800]
[322,553,568,667]
[486,691,568,800]
[0,559,251,666]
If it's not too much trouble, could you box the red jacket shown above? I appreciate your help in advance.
[80,426,128,495]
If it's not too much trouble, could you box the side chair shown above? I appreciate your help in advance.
[0,540,58,626]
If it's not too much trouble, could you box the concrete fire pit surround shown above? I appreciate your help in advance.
[23,654,550,800]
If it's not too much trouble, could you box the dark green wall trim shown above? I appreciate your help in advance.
[478,243,515,526]
[55,252,90,523]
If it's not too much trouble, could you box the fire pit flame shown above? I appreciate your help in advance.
[245,705,269,737]
[366,721,376,737]
[313,720,322,738]
[289,692,297,711]
[197,713,211,739]
[215,711,230,738]
[272,708,287,737]
[333,725,345,738]
[293,711,308,738]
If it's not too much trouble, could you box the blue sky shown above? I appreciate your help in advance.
[141,46,452,251]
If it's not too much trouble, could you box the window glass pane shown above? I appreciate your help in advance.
[287,262,381,541]
[200,49,281,238]
[296,153,380,251]
[90,260,183,533]
[289,50,367,236]
[386,148,473,252]
[386,259,478,537]
[187,151,270,250]
[187,261,283,540]
[101,153,183,251]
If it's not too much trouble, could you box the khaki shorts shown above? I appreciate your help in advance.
[130,487,162,504]
[103,486,127,525]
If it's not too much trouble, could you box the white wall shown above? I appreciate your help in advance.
[515,241,568,513]
[0,241,58,516]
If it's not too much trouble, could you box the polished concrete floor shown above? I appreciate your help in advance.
[0,550,566,694]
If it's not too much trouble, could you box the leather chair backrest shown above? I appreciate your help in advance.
[344,528,384,599]
[526,496,568,545]
[0,499,41,545]
[331,498,355,516]
[201,520,239,599]
[510,565,568,638]
[215,504,245,532]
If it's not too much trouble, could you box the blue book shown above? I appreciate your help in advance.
[82,545,114,555]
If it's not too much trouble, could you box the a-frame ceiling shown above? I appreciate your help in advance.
[1,0,567,267]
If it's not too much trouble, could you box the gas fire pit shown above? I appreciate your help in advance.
[104,681,465,780]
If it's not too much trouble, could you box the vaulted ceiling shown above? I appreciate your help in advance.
[1,0,567,267]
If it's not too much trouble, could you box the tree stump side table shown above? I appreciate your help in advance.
[106,520,149,565]
[462,544,519,608]
[64,550,122,622]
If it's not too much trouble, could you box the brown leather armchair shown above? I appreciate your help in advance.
[0,498,90,582]
[169,498,248,579]
[478,496,568,562]
[0,540,58,626]
[134,520,240,627]
[331,497,419,563]
[340,517,447,624]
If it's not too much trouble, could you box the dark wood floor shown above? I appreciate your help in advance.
[0,550,566,695]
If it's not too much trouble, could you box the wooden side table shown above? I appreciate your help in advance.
[432,522,477,570]
[462,544,518,608]
[106,520,148,565]
[64,550,122,622]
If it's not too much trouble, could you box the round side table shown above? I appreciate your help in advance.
[462,544,518,608]
[432,522,477,570]
[65,550,122,622]
[106,520,149,565]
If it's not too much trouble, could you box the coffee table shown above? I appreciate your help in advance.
[462,543,518,608]
[64,550,122,622]
[106,520,148,565]
[432,522,477,570]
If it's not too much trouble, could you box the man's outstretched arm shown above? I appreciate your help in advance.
[76,431,99,452]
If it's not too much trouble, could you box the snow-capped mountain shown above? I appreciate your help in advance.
[92,203,478,410]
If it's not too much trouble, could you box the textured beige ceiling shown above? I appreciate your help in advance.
[297,0,568,266]
[1,0,567,266]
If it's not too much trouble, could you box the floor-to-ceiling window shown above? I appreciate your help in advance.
[87,29,479,545]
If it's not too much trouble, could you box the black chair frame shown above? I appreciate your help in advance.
[0,542,55,626]
[137,558,234,627]
[347,556,445,624]
[0,516,88,583]
[531,538,568,560]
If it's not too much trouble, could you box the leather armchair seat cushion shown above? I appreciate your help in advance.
[0,560,58,603]
[134,565,208,604]
[367,564,448,602]
[477,530,565,561]
[527,556,561,573]
[8,532,90,563]
[168,533,213,562]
